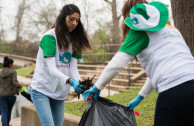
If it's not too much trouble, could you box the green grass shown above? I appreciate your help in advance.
[65,87,158,126]
[16,66,35,77]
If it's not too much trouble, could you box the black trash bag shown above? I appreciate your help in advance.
[79,96,137,126]
[20,92,33,103]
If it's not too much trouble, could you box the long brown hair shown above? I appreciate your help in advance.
[52,4,91,54]
[121,0,148,41]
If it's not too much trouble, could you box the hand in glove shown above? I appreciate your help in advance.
[70,79,85,93]
[82,85,101,101]
[128,94,144,110]
[20,86,32,102]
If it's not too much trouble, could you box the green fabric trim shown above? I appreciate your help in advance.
[119,29,149,55]
[72,51,82,59]
[130,4,149,20]
[124,2,169,32]
[149,2,169,31]
[39,35,56,58]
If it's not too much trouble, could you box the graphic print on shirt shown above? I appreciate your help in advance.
[59,52,71,64]
[162,31,183,40]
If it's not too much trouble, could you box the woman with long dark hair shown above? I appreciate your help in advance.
[0,57,21,126]
[30,4,91,126]
[82,0,194,125]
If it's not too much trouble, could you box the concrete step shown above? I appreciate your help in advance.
[80,75,146,87]
[130,62,142,68]
[111,78,130,86]
[141,76,148,80]
[128,67,144,74]
[79,69,131,79]
[78,64,131,73]
[80,75,131,86]
[136,79,146,83]
[105,85,143,92]
[78,64,143,74]
[131,82,144,86]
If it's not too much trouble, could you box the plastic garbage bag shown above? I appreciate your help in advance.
[79,96,137,126]
[20,91,32,102]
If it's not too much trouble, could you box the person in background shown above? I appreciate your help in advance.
[30,4,91,126]
[0,57,21,126]
[82,1,194,126]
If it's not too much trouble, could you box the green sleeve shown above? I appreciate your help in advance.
[39,35,56,58]
[119,29,149,55]
[72,51,82,59]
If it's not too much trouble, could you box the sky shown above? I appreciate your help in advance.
[0,0,172,42]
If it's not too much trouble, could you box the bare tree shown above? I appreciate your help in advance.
[80,0,106,33]
[81,0,90,32]
[0,0,4,42]
[104,0,121,52]
[15,0,30,43]
[171,0,194,55]
[30,0,58,34]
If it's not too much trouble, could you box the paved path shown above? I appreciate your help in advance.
[0,117,20,126]
[17,75,32,86]
[10,118,21,126]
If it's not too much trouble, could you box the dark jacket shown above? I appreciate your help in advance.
[0,67,21,96]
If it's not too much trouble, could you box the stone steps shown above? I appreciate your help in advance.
[105,84,143,92]
[80,75,130,86]
[24,61,147,92]
[136,79,146,83]
[78,64,143,74]
[79,61,147,91]
[79,69,132,80]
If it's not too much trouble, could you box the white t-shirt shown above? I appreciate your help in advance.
[31,28,82,100]
[95,26,194,93]
[137,26,194,92]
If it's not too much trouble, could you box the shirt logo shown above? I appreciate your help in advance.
[59,52,71,64]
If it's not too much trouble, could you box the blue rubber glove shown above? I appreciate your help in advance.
[128,94,144,110]
[24,88,30,94]
[82,85,101,101]
[70,79,85,93]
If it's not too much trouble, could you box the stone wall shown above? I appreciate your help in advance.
[21,105,81,126]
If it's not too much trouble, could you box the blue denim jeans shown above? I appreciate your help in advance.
[30,88,65,126]
[0,96,16,126]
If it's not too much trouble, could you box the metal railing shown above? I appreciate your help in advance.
[82,43,121,63]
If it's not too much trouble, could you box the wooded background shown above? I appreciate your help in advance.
[0,0,193,62]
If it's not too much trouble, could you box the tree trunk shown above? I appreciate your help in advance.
[15,0,30,43]
[171,0,194,55]
[111,0,120,52]
[0,2,4,42]
[104,0,121,53]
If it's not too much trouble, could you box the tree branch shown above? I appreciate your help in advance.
[104,0,112,6]
[118,14,121,20]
